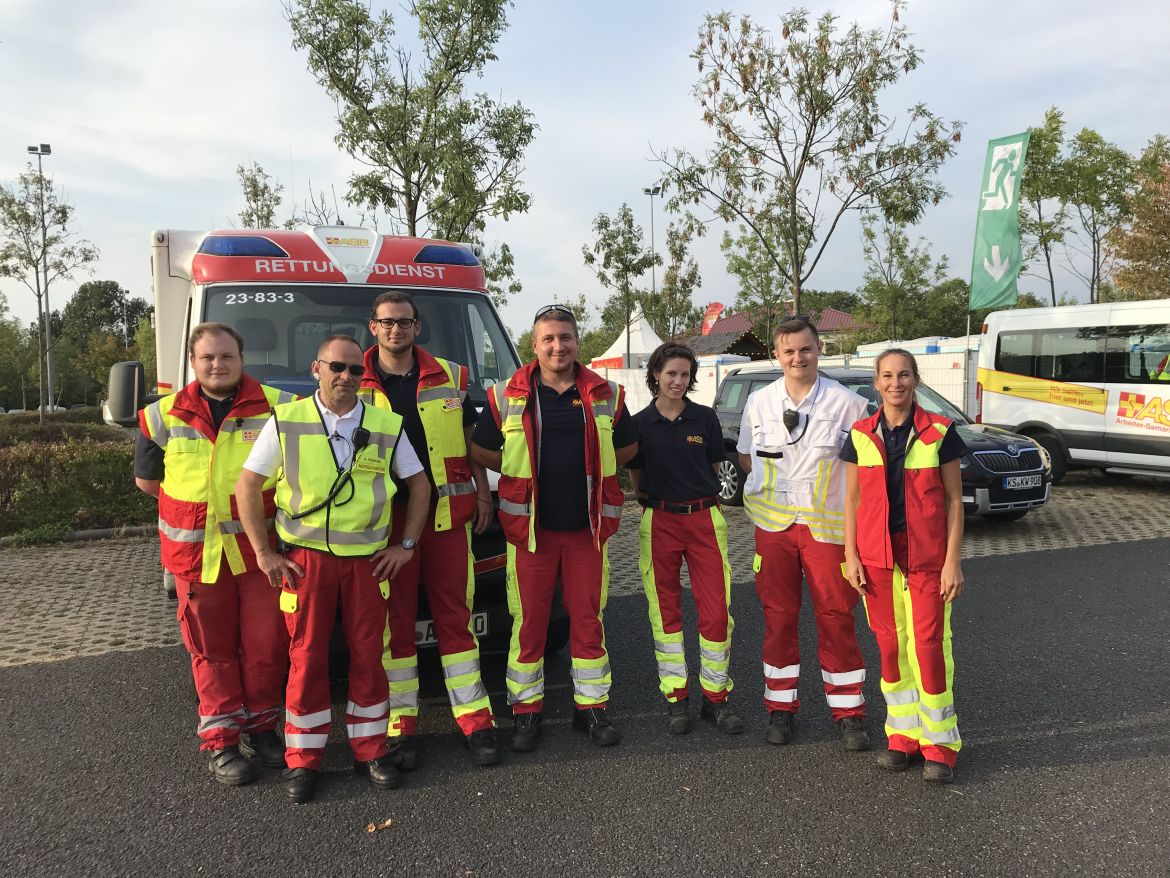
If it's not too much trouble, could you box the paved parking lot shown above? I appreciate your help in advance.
[0,471,1166,668]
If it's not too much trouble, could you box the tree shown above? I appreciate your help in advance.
[0,164,99,421]
[644,223,702,340]
[1063,128,1134,303]
[721,220,789,341]
[61,280,151,348]
[656,1,962,315]
[1107,137,1170,301]
[854,214,946,342]
[237,162,296,229]
[1018,108,1071,306]
[582,204,659,365]
[287,0,536,246]
[133,316,158,391]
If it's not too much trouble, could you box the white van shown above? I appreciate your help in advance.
[976,299,1170,481]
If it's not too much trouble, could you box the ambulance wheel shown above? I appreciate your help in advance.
[717,452,745,506]
[545,617,570,656]
[1033,434,1067,484]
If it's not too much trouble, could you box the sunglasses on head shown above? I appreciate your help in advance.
[316,360,364,377]
[534,304,575,321]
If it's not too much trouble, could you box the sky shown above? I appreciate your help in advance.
[2,0,1168,338]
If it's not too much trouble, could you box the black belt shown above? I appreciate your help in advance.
[639,496,720,515]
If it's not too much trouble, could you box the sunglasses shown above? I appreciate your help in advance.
[316,360,365,377]
[534,304,577,327]
[372,317,418,330]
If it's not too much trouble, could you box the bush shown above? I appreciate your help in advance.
[0,437,155,537]
[0,416,130,449]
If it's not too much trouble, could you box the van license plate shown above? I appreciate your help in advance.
[416,612,488,646]
[1004,474,1042,490]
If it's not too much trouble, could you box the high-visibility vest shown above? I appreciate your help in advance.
[272,396,403,556]
[139,375,294,583]
[849,405,953,572]
[358,345,477,531]
[1150,355,1170,381]
[486,361,625,552]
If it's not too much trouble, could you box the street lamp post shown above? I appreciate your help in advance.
[641,185,661,367]
[27,144,53,409]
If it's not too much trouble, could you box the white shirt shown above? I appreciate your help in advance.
[736,375,868,531]
[243,393,424,479]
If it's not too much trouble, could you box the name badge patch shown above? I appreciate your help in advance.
[443,397,462,411]
[355,456,387,475]
[242,429,261,442]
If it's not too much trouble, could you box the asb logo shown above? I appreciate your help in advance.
[686,435,705,445]
[1118,392,1145,419]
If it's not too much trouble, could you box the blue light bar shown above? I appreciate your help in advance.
[414,244,480,266]
[199,236,288,257]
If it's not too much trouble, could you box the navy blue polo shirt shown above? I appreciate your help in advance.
[839,404,966,534]
[627,398,723,502]
[471,375,636,531]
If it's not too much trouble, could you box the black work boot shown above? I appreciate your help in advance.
[466,729,501,766]
[281,767,317,803]
[700,700,745,735]
[510,712,543,752]
[572,707,621,747]
[385,736,418,771]
[208,746,255,786]
[764,710,794,745]
[354,754,402,789]
[838,716,870,751]
[922,760,954,784]
[877,749,910,772]
[666,699,692,736]
[239,730,286,769]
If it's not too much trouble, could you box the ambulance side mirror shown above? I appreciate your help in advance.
[105,360,146,427]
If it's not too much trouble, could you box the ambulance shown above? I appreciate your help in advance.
[107,227,568,652]
[976,299,1170,481]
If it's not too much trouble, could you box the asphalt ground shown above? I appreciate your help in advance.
[2,536,1168,877]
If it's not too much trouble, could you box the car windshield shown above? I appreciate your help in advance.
[202,283,518,403]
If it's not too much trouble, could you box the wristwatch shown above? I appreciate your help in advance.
[401,537,417,551]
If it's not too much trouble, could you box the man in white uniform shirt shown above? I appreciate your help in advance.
[236,334,431,804]
[737,317,871,752]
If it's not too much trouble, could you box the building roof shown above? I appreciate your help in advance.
[814,307,865,332]
[677,329,768,356]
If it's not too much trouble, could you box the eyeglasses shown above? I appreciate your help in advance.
[316,360,365,377]
[372,317,418,330]
[534,304,577,325]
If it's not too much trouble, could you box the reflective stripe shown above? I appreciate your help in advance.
[574,682,609,699]
[922,726,962,745]
[159,519,205,543]
[275,514,387,546]
[442,659,481,679]
[385,667,417,683]
[436,481,477,498]
[285,732,329,748]
[886,713,922,731]
[882,687,920,706]
[286,707,332,728]
[654,639,684,656]
[510,684,544,703]
[507,666,543,686]
[826,692,865,708]
[198,711,244,732]
[657,661,688,678]
[417,387,460,404]
[167,425,204,441]
[389,692,418,709]
[764,688,798,704]
[144,404,167,444]
[601,504,623,519]
[570,664,610,682]
[920,703,957,723]
[347,719,389,738]
[822,668,866,686]
[346,699,389,719]
[448,682,490,707]
[700,645,728,663]
[700,666,729,686]
[764,662,800,679]
[218,517,273,535]
[498,498,531,516]
[220,416,271,434]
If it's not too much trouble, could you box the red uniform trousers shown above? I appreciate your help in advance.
[280,547,390,771]
[638,506,734,703]
[754,524,867,720]
[862,532,961,767]
[383,502,494,737]
[175,567,288,751]
[507,527,611,713]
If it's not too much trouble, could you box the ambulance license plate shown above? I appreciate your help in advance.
[416,612,488,646]
[1004,474,1042,490]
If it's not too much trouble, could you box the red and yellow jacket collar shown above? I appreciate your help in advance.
[360,344,454,397]
[164,373,272,441]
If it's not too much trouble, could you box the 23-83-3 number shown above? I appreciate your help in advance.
[223,292,296,305]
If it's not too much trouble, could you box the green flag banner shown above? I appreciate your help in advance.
[969,132,1030,310]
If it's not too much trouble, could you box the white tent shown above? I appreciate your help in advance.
[590,309,665,369]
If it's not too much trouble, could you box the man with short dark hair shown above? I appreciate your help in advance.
[471,305,638,751]
[135,322,295,787]
[737,317,871,751]
[359,291,499,770]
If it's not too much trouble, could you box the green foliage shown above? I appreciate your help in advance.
[237,162,296,229]
[643,223,702,340]
[658,1,962,314]
[855,215,947,342]
[287,0,535,244]
[1106,138,1170,301]
[134,316,157,390]
[1018,108,1070,306]
[583,204,660,361]
[481,242,521,309]
[1062,128,1134,302]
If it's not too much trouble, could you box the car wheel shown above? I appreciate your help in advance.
[717,452,745,506]
[1032,434,1067,484]
[984,509,1029,522]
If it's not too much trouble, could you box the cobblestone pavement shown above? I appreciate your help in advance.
[1,471,1165,668]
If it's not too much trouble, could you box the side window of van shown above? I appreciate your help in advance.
[1109,324,1170,383]
[997,328,1106,382]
